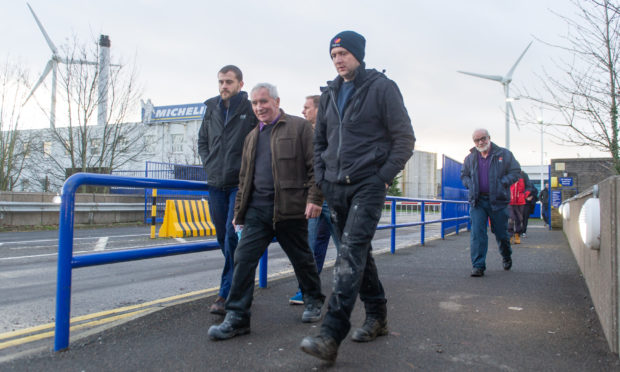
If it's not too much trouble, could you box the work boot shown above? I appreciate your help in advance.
[351,317,388,342]
[301,301,322,323]
[510,234,515,245]
[300,335,339,362]
[208,312,250,341]
[514,233,521,244]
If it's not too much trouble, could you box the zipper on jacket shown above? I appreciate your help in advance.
[328,88,345,182]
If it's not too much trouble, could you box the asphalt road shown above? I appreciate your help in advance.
[0,212,442,343]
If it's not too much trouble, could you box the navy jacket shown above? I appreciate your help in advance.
[460,142,521,210]
[197,91,257,188]
[314,63,415,186]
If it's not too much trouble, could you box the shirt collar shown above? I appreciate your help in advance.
[259,111,282,131]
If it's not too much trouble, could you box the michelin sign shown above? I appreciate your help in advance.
[141,99,206,124]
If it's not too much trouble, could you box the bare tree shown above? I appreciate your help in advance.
[526,0,620,173]
[0,58,36,191]
[30,35,146,189]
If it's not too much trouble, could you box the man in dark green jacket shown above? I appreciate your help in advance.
[208,82,325,341]
[198,65,257,315]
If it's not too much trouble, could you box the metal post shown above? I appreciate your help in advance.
[441,201,445,239]
[420,201,425,245]
[54,183,77,351]
[258,249,268,288]
[505,85,510,149]
[150,189,157,239]
[391,199,396,254]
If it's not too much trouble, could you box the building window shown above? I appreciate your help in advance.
[144,135,156,154]
[90,139,101,155]
[43,141,52,158]
[118,135,128,150]
[172,134,184,153]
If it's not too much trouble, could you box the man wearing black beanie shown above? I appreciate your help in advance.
[300,30,416,363]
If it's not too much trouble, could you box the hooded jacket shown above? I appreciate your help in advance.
[197,91,257,189]
[234,110,322,225]
[314,63,415,186]
[461,142,521,210]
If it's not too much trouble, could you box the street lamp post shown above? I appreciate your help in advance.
[537,116,544,192]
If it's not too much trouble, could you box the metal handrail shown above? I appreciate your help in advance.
[54,173,271,351]
[54,173,470,351]
[380,196,470,253]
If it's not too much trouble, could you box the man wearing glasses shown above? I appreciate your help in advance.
[461,129,521,277]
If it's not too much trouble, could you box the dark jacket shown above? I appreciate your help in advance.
[234,110,322,225]
[197,91,257,188]
[314,63,415,186]
[539,187,549,206]
[461,142,521,210]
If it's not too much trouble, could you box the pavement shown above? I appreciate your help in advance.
[3,220,620,371]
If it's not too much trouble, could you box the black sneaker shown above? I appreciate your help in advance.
[300,335,338,362]
[208,313,250,341]
[351,318,388,342]
[301,302,322,323]
[503,258,513,271]
[470,268,484,277]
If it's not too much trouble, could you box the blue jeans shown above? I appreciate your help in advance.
[207,185,238,299]
[470,195,511,271]
[307,201,341,274]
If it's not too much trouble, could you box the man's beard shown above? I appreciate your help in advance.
[476,143,490,153]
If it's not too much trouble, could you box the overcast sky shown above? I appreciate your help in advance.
[2,0,609,167]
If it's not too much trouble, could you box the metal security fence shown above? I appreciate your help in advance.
[111,162,209,223]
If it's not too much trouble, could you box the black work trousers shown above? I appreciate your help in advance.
[225,206,324,320]
[320,175,388,343]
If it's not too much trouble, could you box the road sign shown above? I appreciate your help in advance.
[551,190,562,208]
[558,177,573,187]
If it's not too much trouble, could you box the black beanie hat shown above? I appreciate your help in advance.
[330,30,365,63]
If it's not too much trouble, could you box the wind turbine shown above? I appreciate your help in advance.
[23,2,98,129]
[458,41,532,150]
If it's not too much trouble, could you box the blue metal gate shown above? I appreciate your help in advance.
[441,155,469,234]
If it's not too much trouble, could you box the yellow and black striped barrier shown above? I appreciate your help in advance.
[158,199,216,238]
[150,189,157,239]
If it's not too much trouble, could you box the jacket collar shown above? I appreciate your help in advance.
[326,62,370,90]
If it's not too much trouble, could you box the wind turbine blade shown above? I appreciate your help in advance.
[506,41,533,79]
[23,59,53,105]
[26,3,58,55]
[508,102,520,129]
[457,70,504,82]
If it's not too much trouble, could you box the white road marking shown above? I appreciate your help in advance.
[174,238,187,243]
[0,233,152,246]
[94,237,109,251]
[0,239,217,261]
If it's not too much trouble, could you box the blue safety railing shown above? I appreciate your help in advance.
[379,197,470,254]
[54,173,470,352]
[54,173,269,351]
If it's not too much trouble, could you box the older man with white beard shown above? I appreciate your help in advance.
[460,128,521,277]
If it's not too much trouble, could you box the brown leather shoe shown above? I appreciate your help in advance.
[209,296,226,315]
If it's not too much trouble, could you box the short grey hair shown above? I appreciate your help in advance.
[472,128,490,138]
[251,83,279,99]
